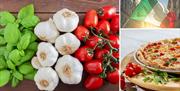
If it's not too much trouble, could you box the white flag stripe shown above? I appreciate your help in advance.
[144,1,169,26]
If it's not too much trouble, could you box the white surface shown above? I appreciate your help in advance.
[121,29,180,60]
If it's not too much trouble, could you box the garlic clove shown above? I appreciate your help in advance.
[53,8,79,32]
[31,56,43,69]
[55,33,80,55]
[34,67,59,91]
[55,55,83,84]
[34,18,59,43]
[37,42,58,67]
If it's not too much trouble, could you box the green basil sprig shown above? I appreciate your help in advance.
[0,4,39,87]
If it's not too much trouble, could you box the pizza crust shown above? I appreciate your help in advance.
[126,74,180,91]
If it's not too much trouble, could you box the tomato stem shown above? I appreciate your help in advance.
[89,26,119,78]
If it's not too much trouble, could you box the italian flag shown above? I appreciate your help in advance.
[130,0,169,26]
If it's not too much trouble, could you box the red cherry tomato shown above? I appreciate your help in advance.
[96,20,110,35]
[75,46,94,62]
[74,25,90,41]
[110,14,119,33]
[120,76,126,90]
[85,36,102,48]
[127,62,142,74]
[84,60,103,74]
[97,5,116,20]
[125,63,142,77]
[124,67,136,77]
[111,62,119,69]
[84,75,103,90]
[107,69,119,84]
[95,49,109,61]
[112,51,119,58]
[109,35,119,48]
[84,9,98,28]
[126,62,134,68]
[133,64,142,74]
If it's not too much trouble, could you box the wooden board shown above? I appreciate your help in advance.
[0,0,119,91]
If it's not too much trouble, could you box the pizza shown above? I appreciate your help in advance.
[136,38,180,70]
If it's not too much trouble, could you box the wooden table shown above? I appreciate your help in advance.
[0,0,119,91]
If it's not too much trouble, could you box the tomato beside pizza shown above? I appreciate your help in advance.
[136,38,180,70]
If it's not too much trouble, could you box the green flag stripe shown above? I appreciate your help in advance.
[130,0,158,20]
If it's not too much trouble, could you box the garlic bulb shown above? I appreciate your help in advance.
[53,8,79,32]
[31,56,42,69]
[34,18,59,43]
[34,67,59,91]
[55,55,83,84]
[55,33,80,55]
[37,42,58,67]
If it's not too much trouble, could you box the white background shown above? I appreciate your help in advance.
[121,29,180,59]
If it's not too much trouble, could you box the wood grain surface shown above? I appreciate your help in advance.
[0,0,119,91]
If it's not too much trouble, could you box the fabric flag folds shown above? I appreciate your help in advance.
[130,0,169,26]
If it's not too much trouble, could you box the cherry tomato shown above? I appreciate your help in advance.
[97,5,116,20]
[107,69,119,84]
[110,14,119,33]
[84,60,103,74]
[126,62,142,74]
[74,25,90,41]
[96,20,110,35]
[84,9,98,28]
[95,49,109,61]
[126,62,134,68]
[133,64,142,74]
[85,36,102,48]
[120,76,126,90]
[112,51,119,58]
[124,67,136,77]
[109,35,119,48]
[111,62,119,69]
[84,75,103,90]
[75,46,94,62]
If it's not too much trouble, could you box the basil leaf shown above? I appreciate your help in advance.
[0,56,6,69]
[0,70,10,87]
[9,49,22,65]
[19,50,35,63]
[17,32,31,50]
[4,23,21,44]
[0,11,15,26]
[27,42,38,51]
[11,77,19,88]
[0,36,6,45]
[0,28,4,36]
[18,4,34,20]
[21,15,39,28]
[12,70,23,81]
[3,49,10,60]
[18,62,34,75]
[24,70,37,80]
[6,60,15,70]
[6,43,14,51]
[23,30,37,42]
[0,46,6,56]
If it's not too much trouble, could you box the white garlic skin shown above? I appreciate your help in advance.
[37,42,58,67]
[31,56,42,69]
[34,18,59,43]
[55,55,83,84]
[55,33,80,55]
[34,67,59,91]
[53,8,79,32]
